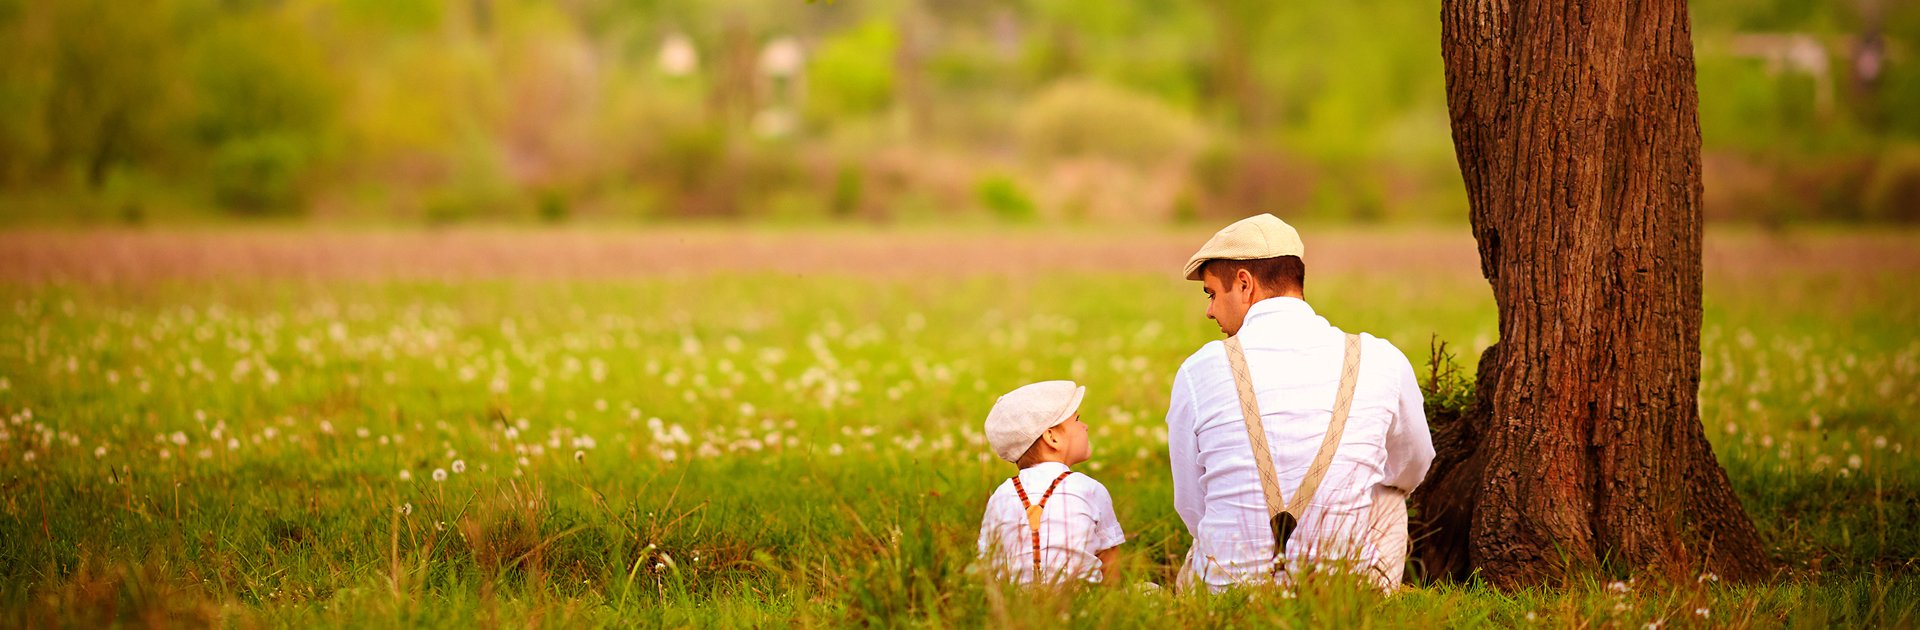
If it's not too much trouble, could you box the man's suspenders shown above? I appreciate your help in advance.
[1222,332,1363,573]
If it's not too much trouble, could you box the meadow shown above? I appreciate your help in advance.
[1,227,1916,627]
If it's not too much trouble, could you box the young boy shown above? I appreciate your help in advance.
[976,380,1125,584]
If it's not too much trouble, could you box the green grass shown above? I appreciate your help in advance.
[1,254,1916,626]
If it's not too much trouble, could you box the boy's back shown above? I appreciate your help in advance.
[975,461,1124,584]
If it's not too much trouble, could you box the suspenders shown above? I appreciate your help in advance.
[1009,470,1075,582]
[1223,332,1364,575]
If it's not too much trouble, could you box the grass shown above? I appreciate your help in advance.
[0,229,1916,627]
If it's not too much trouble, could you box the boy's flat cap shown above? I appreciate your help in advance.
[984,380,1085,463]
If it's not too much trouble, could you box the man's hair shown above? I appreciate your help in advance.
[1203,255,1306,295]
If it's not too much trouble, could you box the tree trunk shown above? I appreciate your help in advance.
[1410,0,1771,588]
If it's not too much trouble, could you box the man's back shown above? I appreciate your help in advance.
[1166,297,1434,589]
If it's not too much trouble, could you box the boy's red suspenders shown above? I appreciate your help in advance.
[1010,470,1075,581]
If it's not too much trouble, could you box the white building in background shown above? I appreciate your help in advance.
[658,32,699,77]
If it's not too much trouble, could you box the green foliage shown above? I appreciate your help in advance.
[0,0,1912,224]
[975,174,1038,223]
[1016,79,1208,165]
[805,19,898,120]
[208,133,310,213]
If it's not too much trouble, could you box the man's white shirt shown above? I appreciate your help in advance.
[1166,297,1434,589]
[976,462,1126,584]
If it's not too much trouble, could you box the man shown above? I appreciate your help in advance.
[1166,213,1434,591]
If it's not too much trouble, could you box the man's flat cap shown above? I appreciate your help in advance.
[1182,213,1305,281]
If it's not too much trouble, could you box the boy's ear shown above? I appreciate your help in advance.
[1041,424,1063,448]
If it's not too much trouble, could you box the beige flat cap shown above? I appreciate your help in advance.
[1182,213,1305,281]
[984,380,1086,463]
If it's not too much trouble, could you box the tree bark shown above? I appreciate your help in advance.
[1410,0,1771,588]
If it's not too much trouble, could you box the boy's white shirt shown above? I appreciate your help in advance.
[1166,297,1435,590]
[975,462,1125,584]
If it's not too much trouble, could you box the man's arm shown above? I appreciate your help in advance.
[1381,352,1435,492]
[1167,362,1204,537]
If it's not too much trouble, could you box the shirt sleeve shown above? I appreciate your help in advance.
[1381,349,1436,492]
[977,494,996,559]
[1082,478,1126,552]
[1167,359,1205,539]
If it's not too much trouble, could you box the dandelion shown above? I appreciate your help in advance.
[94,445,106,458]
[159,449,171,460]
[399,469,412,482]
[451,459,466,474]
[1847,454,1863,470]
[22,451,35,463]
[1697,571,1720,583]
[397,503,413,515]
[1607,581,1630,594]
[574,450,586,462]
[1525,612,1537,622]
[432,468,448,482]
[319,421,334,435]
[435,521,447,531]
[170,431,189,446]
[1694,608,1709,619]
[1874,435,1889,450]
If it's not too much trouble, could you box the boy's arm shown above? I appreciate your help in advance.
[1096,546,1120,584]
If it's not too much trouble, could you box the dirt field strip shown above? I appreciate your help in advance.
[0,227,1912,285]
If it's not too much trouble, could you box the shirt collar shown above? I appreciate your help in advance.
[1244,296,1315,323]
[1020,461,1071,476]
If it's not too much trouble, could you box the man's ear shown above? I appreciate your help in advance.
[1236,268,1256,297]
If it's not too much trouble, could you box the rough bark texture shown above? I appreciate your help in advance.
[1411,0,1771,587]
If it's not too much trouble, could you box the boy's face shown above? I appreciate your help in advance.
[1053,413,1091,465]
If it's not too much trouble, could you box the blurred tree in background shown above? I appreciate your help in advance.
[0,0,1912,225]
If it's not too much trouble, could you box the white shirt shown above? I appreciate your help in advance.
[1166,297,1434,590]
[976,462,1126,584]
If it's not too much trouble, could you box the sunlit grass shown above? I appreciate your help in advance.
[0,258,1915,626]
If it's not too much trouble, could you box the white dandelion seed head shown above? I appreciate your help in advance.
[397,503,413,515]
[1694,608,1709,619]
[399,469,412,481]
[432,468,448,482]
[170,431,189,446]
[22,450,35,463]
[451,459,466,474]
[574,450,586,462]
[94,445,106,458]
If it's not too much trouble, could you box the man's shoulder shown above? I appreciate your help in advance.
[1177,340,1227,374]
[1352,332,1416,372]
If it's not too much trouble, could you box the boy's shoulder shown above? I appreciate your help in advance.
[1060,469,1115,502]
